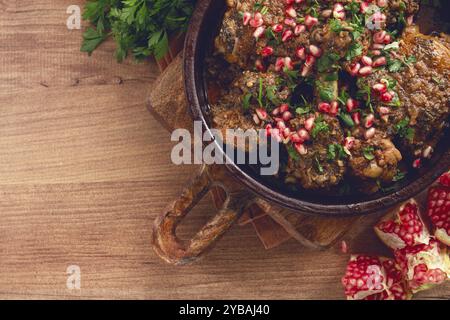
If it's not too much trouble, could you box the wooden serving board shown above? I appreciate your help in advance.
[148,52,361,250]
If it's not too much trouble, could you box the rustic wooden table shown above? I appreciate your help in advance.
[0,0,448,299]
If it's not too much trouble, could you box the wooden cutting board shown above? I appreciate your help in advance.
[148,52,361,251]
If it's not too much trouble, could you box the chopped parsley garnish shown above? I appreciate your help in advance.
[317,52,340,73]
[315,156,324,173]
[395,118,415,142]
[287,145,300,161]
[311,116,330,138]
[242,93,252,110]
[338,111,355,127]
[295,95,312,115]
[316,80,336,102]
[392,170,407,182]
[387,55,417,73]
[327,144,348,161]
[257,78,264,107]
[345,42,363,61]
[363,146,375,161]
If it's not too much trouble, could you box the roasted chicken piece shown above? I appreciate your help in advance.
[357,26,450,158]
[349,133,403,193]
[286,115,347,190]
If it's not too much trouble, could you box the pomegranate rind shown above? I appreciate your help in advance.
[364,258,412,300]
[427,186,450,247]
[342,255,387,300]
[394,240,450,293]
[374,199,430,250]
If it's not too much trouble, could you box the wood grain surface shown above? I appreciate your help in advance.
[0,0,448,300]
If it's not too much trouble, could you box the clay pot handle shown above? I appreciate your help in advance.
[152,165,253,265]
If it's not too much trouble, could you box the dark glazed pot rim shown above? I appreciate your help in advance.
[183,0,450,217]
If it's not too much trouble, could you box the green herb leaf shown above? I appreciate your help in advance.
[363,146,375,161]
[81,27,107,55]
[311,117,330,138]
[242,93,252,110]
[286,145,300,161]
[327,144,348,161]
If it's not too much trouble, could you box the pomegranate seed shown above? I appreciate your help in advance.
[365,127,376,140]
[265,124,272,137]
[256,108,268,120]
[333,3,346,20]
[272,107,280,116]
[253,26,266,39]
[261,46,274,57]
[321,9,332,18]
[301,64,311,77]
[271,128,282,143]
[305,15,318,29]
[373,31,387,44]
[286,6,297,18]
[383,34,392,44]
[371,50,382,56]
[290,133,302,143]
[422,146,433,159]
[305,55,316,67]
[297,128,310,141]
[243,12,252,26]
[330,101,339,116]
[358,66,373,76]
[284,18,296,27]
[360,1,370,13]
[346,98,358,112]
[284,57,294,70]
[349,63,361,76]
[294,24,306,35]
[318,102,331,113]
[279,104,289,113]
[361,56,373,66]
[272,24,283,33]
[255,59,265,71]
[305,116,315,131]
[277,120,286,130]
[309,44,323,58]
[377,0,388,8]
[341,240,348,254]
[344,137,355,150]
[412,158,421,168]
[352,112,361,125]
[372,83,387,94]
[295,0,304,3]
[294,143,308,155]
[282,29,293,42]
[372,12,387,25]
[364,114,375,128]
[285,0,295,4]
[283,127,291,138]
[373,56,387,67]
[250,17,264,28]
[379,106,390,115]
[372,43,385,50]
[253,114,260,125]
[282,111,293,121]
[296,47,306,60]
[381,92,393,102]
[275,57,285,71]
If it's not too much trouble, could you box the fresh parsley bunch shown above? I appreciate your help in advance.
[81,0,196,61]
